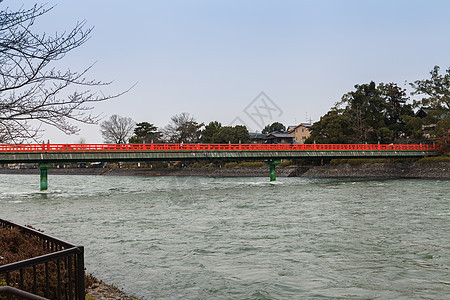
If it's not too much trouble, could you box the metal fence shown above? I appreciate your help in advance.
[0,219,84,300]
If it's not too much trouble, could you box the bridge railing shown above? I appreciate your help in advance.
[0,143,436,152]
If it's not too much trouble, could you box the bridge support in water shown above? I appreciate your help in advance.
[40,164,50,191]
[265,160,280,181]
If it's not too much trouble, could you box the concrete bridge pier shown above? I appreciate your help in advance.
[40,164,50,191]
[265,160,280,181]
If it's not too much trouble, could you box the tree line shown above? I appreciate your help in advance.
[100,114,296,144]
[101,66,449,148]
[100,112,252,144]
[305,66,449,149]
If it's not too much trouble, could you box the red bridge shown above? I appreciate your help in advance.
[0,143,439,190]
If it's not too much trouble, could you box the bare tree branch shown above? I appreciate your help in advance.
[100,114,135,144]
[162,112,203,143]
[0,3,127,143]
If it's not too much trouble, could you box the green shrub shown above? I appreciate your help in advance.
[389,158,419,163]
[238,161,264,168]
[191,162,215,168]
[418,156,450,163]
[330,158,390,165]
[224,162,239,168]
[223,161,265,168]
[331,157,439,165]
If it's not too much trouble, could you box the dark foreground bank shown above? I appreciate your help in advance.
[0,162,448,179]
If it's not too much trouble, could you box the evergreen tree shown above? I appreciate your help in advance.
[309,81,414,144]
[305,110,353,144]
[262,122,286,134]
[129,122,161,143]
[201,121,222,143]
[211,125,251,143]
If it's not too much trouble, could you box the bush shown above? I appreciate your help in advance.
[418,156,450,163]
[224,162,239,168]
[0,227,67,298]
[0,228,48,265]
[238,161,264,168]
[190,162,214,168]
[330,158,390,165]
[223,161,265,168]
[330,158,422,165]
[0,226,93,299]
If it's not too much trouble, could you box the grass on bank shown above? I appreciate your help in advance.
[417,156,450,163]
[223,160,296,168]
[330,156,450,165]
[224,161,265,168]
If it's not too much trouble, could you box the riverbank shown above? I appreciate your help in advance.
[87,281,138,300]
[302,162,449,179]
[0,162,448,179]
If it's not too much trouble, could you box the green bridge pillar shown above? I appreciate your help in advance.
[264,160,280,182]
[40,164,50,191]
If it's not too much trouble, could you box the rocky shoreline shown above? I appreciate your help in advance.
[87,281,138,300]
[0,162,448,179]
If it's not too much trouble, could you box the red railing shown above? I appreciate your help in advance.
[0,143,436,152]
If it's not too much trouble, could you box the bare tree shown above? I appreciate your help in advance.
[100,115,135,144]
[162,112,203,143]
[0,3,126,143]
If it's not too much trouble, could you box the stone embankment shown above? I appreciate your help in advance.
[102,166,299,177]
[0,163,448,179]
[302,162,449,179]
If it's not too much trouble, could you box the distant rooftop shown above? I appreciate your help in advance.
[287,122,312,133]
[249,132,267,139]
[266,131,294,138]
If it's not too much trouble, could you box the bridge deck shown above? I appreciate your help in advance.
[0,143,438,163]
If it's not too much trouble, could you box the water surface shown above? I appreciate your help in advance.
[1,174,449,299]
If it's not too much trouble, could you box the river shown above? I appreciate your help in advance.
[1,174,449,299]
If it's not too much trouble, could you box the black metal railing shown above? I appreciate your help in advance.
[0,219,84,300]
[0,286,48,300]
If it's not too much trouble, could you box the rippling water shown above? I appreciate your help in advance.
[1,174,449,299]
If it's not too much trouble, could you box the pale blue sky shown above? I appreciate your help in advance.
[5,0,450,143]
